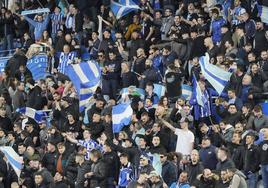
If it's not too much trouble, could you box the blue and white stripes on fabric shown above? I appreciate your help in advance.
[118,162,135,187]
[199,54,232,95]
[65,13,74,29]
[26,54,49,80]
[181,84,193,100]
[111,0,140,19]
[51,13,64,34]
[112,104,133,133]
[153,84,166,98]
[66,60,101,111]
[257,4,268,24]
[16,107,46,123]
[77,139,102,160]
[0,146,23,177]
[192,75,204,107]
[58,51,76,74]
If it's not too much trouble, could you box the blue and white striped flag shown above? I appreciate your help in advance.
[181,84,192,100]
[16,107,46,123]
[257,4,268,24]
[66,60,101,111]
[27,55,49,80]
[199,54,232,95]
[147,153,162,175]
[112,104,133,133]
[0,147,23,177]
[111,0,140,19]
[192,75,204,107]
[153,84,166,98]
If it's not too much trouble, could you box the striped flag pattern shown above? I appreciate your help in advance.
[111,0,140,19]
[257,4,268,24]
[16,107,46,123]
[0,147,23,177]
[66,61,101,111]
[199,54,232,95]
[112,104,133,133]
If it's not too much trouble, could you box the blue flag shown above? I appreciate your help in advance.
[66,60,101,111]
[192,75,204,107]
[112,104,133,133]
[111,0,140,19]
[181,84,192,100]
[16,107,46,123]
[199,54,232,95]
[153,84,166,98]
[0,147,23,177]
[26,55,49,80]
[257,4,268,24]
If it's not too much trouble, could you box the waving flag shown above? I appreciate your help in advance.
[27,54,49,80]
[199,54,231,95]
[257,4,268,24]
[0,147,23,177]
[16,107,46,123]
[111,0,140,19]
[181,84,192,100]
[153,84,166,98]
[112,104,133,133]
[147,153,162,175]
[192,75,204,107]
[66,61,101,111]
[120,87,145,100]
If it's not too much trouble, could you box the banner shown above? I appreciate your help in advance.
[26,54,49,80]
[21,8,50,16]
[0,56,10,73]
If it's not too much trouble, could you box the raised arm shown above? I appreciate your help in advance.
[24,15,37,27]
[62,133,78,144]
[43,13,50,26]
[160,119,176,132]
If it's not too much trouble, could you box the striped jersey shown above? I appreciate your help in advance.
[51,13,64,34]
[77,139,102,160]
[58,51,76,74]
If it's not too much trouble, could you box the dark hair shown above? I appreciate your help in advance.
[146,82,154,89]
[227,40,234,46]
[91,149,102,159]
[34,171,43,177]
[219,146,229,156]
[18,143,26,147]
[120,153,129,159]
[253,104,262,112]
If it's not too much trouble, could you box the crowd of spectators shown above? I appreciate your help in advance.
[0,0,267,188]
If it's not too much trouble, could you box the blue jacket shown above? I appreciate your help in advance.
[24,15,50,40]
[152,55,163,75]
[118,162,135,187]
[170,182,191,188]
[241,85,251,103]
[199,145,218,170]
[211,17,226,44]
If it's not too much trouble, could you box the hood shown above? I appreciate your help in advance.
[235,170,247,179]
[225,124,234,131]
